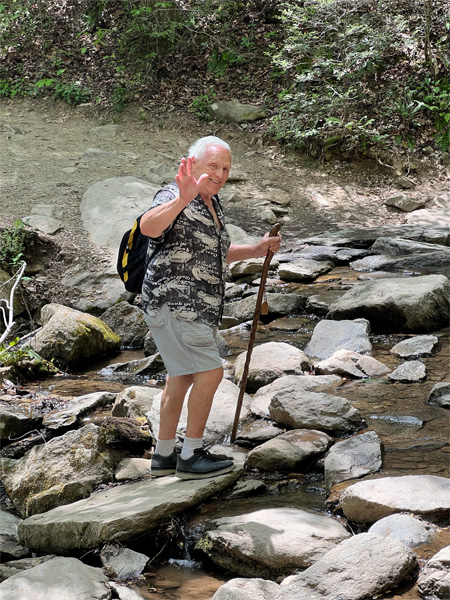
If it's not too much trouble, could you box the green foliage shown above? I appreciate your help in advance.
[0,338,59,379]
[190,88,216,119]
[112,85,129,112]
[270,0,450,156]
[0,220,31,272]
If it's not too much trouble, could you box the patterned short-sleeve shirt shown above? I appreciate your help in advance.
[141,182,231,326]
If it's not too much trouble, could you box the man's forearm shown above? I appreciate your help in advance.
[140,196,186,238]
[226,243,264,263]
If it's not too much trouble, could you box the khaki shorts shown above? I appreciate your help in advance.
[144,304,222,377]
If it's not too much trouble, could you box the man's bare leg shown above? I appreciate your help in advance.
[185,367,223,438]
[158,374,193,440]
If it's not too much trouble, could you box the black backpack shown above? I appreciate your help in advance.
[116,212,149,294]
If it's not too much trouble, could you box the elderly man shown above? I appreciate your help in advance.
[140,136,281,480]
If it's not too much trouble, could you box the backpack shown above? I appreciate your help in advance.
[116,183,180,294]
[116,212,149,294]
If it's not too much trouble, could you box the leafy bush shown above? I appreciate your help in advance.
[0,220,31,272]
[270,0,450,157]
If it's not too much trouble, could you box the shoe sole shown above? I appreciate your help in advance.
[175,463,235,480]
[151,468,176,477]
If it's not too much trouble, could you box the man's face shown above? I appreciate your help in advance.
[192,145,231,197]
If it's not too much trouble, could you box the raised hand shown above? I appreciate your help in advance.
[175,156,208,206]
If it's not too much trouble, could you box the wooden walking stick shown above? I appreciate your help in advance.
[230,223,281,443]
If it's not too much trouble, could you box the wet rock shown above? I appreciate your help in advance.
[0,555,55,583]
[0,556,111,600]
[207,100,266,123]
[225,480,268,499]
[112,385,161,418]
[246,429,332,472]
[371,236,447,256]
[235,422,284,446]
[100,543,149,580]
[384,194,426,212]
[0,509,28,559]
[1,423,121,517]
[234,342,311,393]
[304,319,372,360]
[18,466,243,553]
[390,334,439,358]
[146,378,251,443]
[369,513,440,548]
[339,475,450,525]
[304,289,343,315]
[29,303,121,367]
[250,374,342,417]
[228,257,279,277]
[279,533,417,600]
[211,577,280,599]
[225,292,306,322]
[197,507,350,578]
[108,582,144,600]
[115,458,152,481]
[326,274,450,333]
[143,330,158,355]
[350,251,450,274]
[278,258,334,282]
[417,544,450,600]
[427,382,450,408]
[324,431,382,489]
[42,391,117,430]
[0,406,40,442]
[389,360,426,382]
[105,353,165,377]
[100,302,147,349]
[270,389,364,435]
[300,225,450,247]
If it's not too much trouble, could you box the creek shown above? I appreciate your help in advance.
[34,266,450,600]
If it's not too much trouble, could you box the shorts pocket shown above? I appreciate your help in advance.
[144,305,168,329]
[178,321,215,348]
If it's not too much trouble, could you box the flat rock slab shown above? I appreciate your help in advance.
[18,467,243,553]
[0,556,110,600]
[339,475,450,525]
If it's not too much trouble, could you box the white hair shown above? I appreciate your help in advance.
[188,136,231,159]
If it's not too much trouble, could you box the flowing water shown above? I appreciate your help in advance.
[32,266,450,600]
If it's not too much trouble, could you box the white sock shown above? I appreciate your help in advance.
[180,436,203,460]
[155,438,176,457]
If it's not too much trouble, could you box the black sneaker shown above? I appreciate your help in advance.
[150,450,177,477]
[175,448,235,480]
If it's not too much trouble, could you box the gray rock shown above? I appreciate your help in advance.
[390,335,439,358]
[42,391,116,430]
[234,342,311,393]
[105,353,166,377]
[108,582,144,600]
[81,177,160,252]
[0,556,111,600]
[235,422,284,446]
[407,208,450,227]
[269,389,364,435]
[29,303,121,366]
[62,267,126,313]
[246,429,332,472]
[250,374,342,417]
[18,466,243,552]
[304,289,344,315]
[326,275,450,333]
[146,378,251,443]
[339,475,450,525]
[198,507,350,578]
[1,423,121,517]
[115,458,152,481]
[112,386,161,418]
[315,349,390,379]
[389,360,426,382]
[207,100,266,123]
[305,319,372,360]
[100,544,149,580]
[427,382,450,408]
[350,251,450,274]
[100,302,147,349]
[324,431,382,489]
[278,533,417,600]
[211,578,280,600]
[384,194,426,211]
[0,555,55,583]
[371,236,448,256]
[0,406,40,442]
[278,258,334,282]
[417,544,450,600]
[0,509,27,559]
[369,513,440,548]
[228,257,279,277]
[146,159,177,184]
[225,292,306,322]
[22,215,62,235]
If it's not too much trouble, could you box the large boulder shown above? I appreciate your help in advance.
[196,507,351,578]
[326,275,450,333]
[269,389,365,435]
[368,514,441,548]
[30,303,121,366]
[100,302,148,349]
[304,319,372,359]
[1,423,122,517]
[279,533,417,600]
[234,342,311,393]
[339,475,450,525]
[225,293,305,323]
